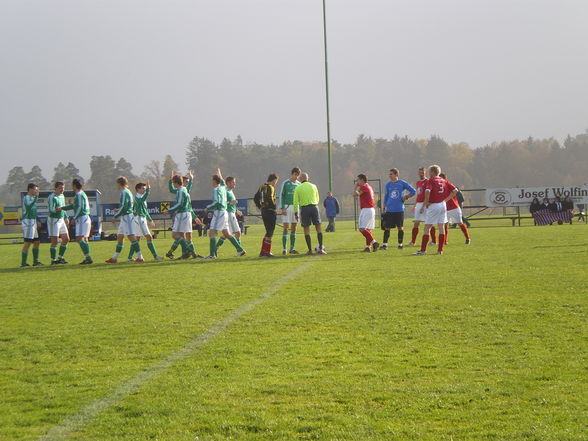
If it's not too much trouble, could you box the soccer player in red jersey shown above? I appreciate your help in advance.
[409,167,436,246]
[440,173,470,245]
[414,165,457,255]
[354,174,379,252]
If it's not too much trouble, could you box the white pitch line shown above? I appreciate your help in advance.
[39,237,347,441]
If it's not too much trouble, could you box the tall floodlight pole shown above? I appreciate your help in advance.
[322,0,333,192]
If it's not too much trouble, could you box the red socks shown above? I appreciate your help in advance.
[430,227,437,244]
[438,235,445,252]
[411,226,419,243]
[444,224,449,244]
[460,224,470,240]
[420,234,429,252]
[260,237,272,255]
[361,229,374,245]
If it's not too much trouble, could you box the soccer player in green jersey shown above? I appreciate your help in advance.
[59,179,93,264]
[166,170,200,259]
[106,176,143,263]
[20,183,43,267]
[205,168,246,259]
[166,173,194,259]
[215,175,243,251]
[127,181,163,261]
[279,167,301,255]
[48,181,70,264]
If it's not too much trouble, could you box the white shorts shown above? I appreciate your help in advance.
[425,202,447,225]
[134,216,151,237]
[22,219,39,241]
[48,218,68,237]
[281,205,298,224]
[172,212,192,233]
[447,207,463,224]
[358,207,376,230]
[117,214,136,236]
[226,212,241,234]
[414,202,427,222]
[210,210,228,231]
[75,215,92,238]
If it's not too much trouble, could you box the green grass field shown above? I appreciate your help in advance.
[1,222,586,441]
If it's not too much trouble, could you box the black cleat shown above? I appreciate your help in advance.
[20,263,30,267]
[372,242,379,252]
[289,249,299,254]
[80,258,93,265]
[51,260,60,265]
[32,261,44,266]
[191,252,204,259]
[398,244,403,250]
[165,251,175,259]
[58,257,68,264]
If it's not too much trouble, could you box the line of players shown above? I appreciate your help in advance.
[19,168,246,266]
[354,164,471,255]
[18,164,469,266]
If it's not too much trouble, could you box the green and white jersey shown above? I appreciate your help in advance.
[226,188,237,213]
[280,179,300,208]
[206,185,228,211]
[114,188,133,218]
[22,195,38,220]
[63,191,90,219]
[169,186,191,213]
[134,188,152,221]
[48,192,67,219]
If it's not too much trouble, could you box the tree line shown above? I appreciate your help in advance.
[3,131,587,206]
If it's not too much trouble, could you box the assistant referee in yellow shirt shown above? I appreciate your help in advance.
[293,173,326,255]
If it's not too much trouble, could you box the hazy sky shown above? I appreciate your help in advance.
[1,0,587,182]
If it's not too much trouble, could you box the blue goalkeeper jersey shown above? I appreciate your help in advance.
[384,179,416,213]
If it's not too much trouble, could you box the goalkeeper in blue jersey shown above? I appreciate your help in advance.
[380,168,416,250]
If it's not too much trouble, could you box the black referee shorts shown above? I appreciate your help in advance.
[300,205,321,227]
[382,211,404,229]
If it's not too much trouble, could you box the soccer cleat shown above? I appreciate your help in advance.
[127,259,135,263]
[57,257,68,264]
[437,251,443,255]
[317,248,327,255]
[32,261,44,266]
[178,252,192,260]
[236,250,246,257]
[413,250,426,256]
[51,260,60,265]
[154,255,164,261]
[80,258,93,265]
[372,242,379,252]
[105,258,118,263]
[289,249,299,254]
[408,242,415,247]
[431,242,436,246]
[204,255,216,259]
[379,244,388,250]
[134,258,145,263]
[306,250,314,256]
[282,249,287,255]
[191,252,204,259]
[465,239,471,245]
[165,251,174,259]
[262,253,276,258]
[398,244,403,250]
[20,263,30,267]
[362,247,371,252]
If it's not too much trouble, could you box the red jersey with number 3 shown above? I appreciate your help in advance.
[358,183,375,208]
[425,177,456,203]
[415,179,428,203]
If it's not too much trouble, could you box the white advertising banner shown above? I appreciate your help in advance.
[485,186,588,207]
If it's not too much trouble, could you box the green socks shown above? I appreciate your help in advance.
[32,247,40,263]
[216,238,225,249]
[147,241,157,258]
[282,233,288,250]
[79,240,91,257]
[59,244,67,258]
[116,242,123,253]
[290,232,296,250]
[21,251,28,266]
[229,236,243,252]
[209,237,217,256]
[50,247,57,261]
